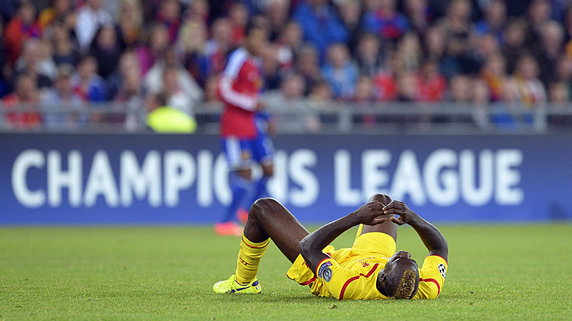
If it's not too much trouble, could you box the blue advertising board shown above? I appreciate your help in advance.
[1,133,571,224]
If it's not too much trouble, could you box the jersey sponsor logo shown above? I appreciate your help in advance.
[359,260,370,268]
[318,261,333,282]
[438,263,447,278]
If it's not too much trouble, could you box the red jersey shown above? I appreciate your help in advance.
[2,95,42,130]
[218,48,263,139]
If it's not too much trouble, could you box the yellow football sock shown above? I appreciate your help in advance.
[235,235,269,285]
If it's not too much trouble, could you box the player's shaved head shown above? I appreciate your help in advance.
[376,251,420,299]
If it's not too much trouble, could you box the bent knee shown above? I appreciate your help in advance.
[369,193,392,205]
[250,197,281,219]
[252,197,280,210]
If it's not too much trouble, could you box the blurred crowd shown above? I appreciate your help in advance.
[1,0,572,130]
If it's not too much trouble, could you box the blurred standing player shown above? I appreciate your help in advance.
[216,22,274,236]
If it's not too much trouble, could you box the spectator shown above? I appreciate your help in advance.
[439,0,472,39]
[177,19,210,87]
[474,0,506,40]
[448,74,472,103]
[160,65,196,117]
[75,0,113,53]
[266,73,307,103]
[509,54,546,107]
[472,78,491,105]
[535,21,565,86]
[321,43,359,99]
[116,0,143,48]
[38,0,75,31]
[135,23,170,75]
[525,0,553,48]
[0,17,10,97]
[107,50,140,100]
[203,75,221,103]
[265,73,320,132]
[502,19,527,74]
[355,32,385,77]
[113,60,143,102]
[275,21,303,73]
[2,73,42,129]
[471,78,491,129]
[156,0,181,44]
[465,32,500,74]
[296,44,322,94]
[362,0,409,42]
[352,75,377,127]
[548,81,569,103]
[403,0,431,34]
[396,32,422,72]
[554,56,572,97]
[563,5,572,44]
[143,48,203,113]
[424,26,448,73]
[15,39,57,87]
[205,18,233,75]
[437,0,473,76]
[49,19,79,67]
[89,25,122,79]
[354,74,375,104]
[228,2,249,46]
[373,51,400,101]
[4,1,41,64]
[185,0,209,23]
[113,67,145,130]
[417,59,447,102]
[71,55,108,102]
[546,81,571,126]
[308,79,334,109]
[261,44,283,90]
[336,0,363,51]
[145,91,197,133]
[480,53,507,101]
[293,0,348,62]
[396,71,419,102]
[41,64,86,129]
[263,0,290,39]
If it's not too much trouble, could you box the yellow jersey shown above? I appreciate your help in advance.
[286,232,448,300]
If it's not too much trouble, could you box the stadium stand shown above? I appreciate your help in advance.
[0,0,571,133]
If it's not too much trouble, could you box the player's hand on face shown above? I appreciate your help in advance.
[354,201,389,226]
[382,200,414,225]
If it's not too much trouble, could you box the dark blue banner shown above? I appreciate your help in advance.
[1,133,571,224]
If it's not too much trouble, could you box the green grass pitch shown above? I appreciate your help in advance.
[1,224,571,321]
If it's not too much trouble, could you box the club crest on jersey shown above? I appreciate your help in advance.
[241,150,251,160]
[438,263,447,278]
[318,261,333,282]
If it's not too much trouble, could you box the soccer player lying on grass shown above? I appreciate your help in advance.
[213,194,448,300]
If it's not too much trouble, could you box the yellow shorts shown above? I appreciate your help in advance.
[286,230,396,295]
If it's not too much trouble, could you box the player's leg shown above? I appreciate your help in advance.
[249,136,274,205]
[244,197,308,262]
[214,198,309,293]
[238,135,274,223]
[357,194,398,240]
[234,197,308,283]
[217,137,253,236]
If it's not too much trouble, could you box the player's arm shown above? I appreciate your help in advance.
[219,76,259,111]
[299,201,389,273]
[218,50,260,111]
[383,201,448,260]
